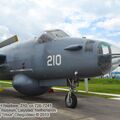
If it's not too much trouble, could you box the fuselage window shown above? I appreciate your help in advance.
[38,34,52,43]
[98,43,111,55]
[101,44,109,54]
[85,40,95,52]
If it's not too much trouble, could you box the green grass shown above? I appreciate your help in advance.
[0,78,120,95]
[54,78,120,98]
[56,78,120,94]
[77,78,120,94]
[88,78,120,84]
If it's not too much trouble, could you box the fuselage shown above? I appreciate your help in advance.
[0,36,112,80]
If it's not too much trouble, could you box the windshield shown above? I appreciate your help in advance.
[45,29,69,39]
[37,29,69,43]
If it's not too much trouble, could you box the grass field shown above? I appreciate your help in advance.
[77,78,120,94]
[56,78,120,95]
[0,78,120,95]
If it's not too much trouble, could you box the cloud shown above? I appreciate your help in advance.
[96,17,120,31]
[0,0,120,43]
[0,25,11,40]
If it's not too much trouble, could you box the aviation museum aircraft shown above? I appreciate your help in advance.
[0,29,120,108]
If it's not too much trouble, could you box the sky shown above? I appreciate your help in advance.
[0,0,120,45]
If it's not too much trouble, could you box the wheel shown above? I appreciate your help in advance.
[65,92,77,108]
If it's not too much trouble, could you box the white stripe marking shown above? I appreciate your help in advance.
[53,87,120,97]
[10,68,33,72]
[0,81,12,85]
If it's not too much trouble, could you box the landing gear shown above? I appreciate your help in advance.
[65,91,77,108]
[65,71,79,108]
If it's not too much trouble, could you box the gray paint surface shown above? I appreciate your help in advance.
[0,29,118,87]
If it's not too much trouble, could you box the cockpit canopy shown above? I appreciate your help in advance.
[37,29,69,43]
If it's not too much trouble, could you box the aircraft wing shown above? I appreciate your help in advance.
[0,35,18,48]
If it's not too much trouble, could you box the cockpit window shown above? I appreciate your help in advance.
[101,44,109,54]
[98,42,111,73]
[85,40,95,52]
[37,29,69,43]
[45,29,69,39]
[98,42,111,55]
[38,33,52,43]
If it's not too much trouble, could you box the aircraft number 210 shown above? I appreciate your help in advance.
[47,54,61,66]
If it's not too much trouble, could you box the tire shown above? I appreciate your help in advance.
[65,92,77,108]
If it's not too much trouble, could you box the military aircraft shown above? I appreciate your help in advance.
[0,29,120,108]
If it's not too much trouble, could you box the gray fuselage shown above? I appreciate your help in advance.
[0,37,111,80]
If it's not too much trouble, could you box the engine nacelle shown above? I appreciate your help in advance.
[12,74,49,96]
